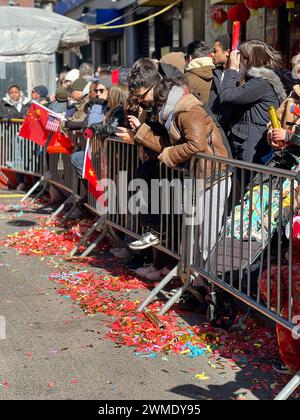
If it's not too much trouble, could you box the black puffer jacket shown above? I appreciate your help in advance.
[89,106,127,140]
[220,67,287,163]
[0,94,31,119]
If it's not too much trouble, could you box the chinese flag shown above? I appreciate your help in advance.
[82,139,103,200]
[19,102,51,146]
[47,130,74,155]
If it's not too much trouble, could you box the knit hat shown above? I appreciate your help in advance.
[32,85,48,98]
[70,78,88,92]
[65,69,80,82]
[55,87,68,102]
[160,52,186,74]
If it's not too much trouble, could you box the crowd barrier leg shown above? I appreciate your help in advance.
[31,179,49,204]
[20,176,46,202]
[274,371,300,400]
[137,264,180,313]
[47,194,74,223]
[69,216,105,257]
[60,195,84,224]
[158,274,191,316]
[79,228,107,258]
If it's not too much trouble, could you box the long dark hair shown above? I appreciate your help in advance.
[240,40,283,70]
[153,78,189,111]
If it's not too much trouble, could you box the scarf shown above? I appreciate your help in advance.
[159,86,185,130]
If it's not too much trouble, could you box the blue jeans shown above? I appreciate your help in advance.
[71,151,84,178]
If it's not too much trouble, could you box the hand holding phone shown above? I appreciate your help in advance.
[229,50,241,71]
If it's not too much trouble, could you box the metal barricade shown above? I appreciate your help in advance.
[187,153,298,334]
[1,120,299,399]
[185,153,300,400]
[0,119,44,176]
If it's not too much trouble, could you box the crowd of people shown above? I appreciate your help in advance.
[1,35,300,375]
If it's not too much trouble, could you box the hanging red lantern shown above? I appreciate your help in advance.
[211,7,228,25]
[263,0,285,8]
[228,3,251,23]
[245,0,264,10]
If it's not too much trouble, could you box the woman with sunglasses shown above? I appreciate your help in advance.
[94,80,110,102]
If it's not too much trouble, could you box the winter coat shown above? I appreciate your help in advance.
[208,67,232,135]
[276,84,300,131]
[65,95,90,131]
[48,100,68,115]
[220,67,287,163]
[186,57,215,104]
[0,94,30,119]
[89,106,127,140]
[135,93,229,174]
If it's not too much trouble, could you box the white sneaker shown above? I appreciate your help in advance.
[146,267,170,281]
[129,231,160,250]
[111,248,131,259]
[135,264,157,277]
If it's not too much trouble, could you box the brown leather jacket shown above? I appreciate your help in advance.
[134,94,229,171]
[276,84,300,131]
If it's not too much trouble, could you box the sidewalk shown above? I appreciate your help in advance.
[0,191,296,400]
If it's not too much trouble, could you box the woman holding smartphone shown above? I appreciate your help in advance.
[219,40,287,164]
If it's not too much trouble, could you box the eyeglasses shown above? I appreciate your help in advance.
[132,84,156,100]
[94,88,106,94]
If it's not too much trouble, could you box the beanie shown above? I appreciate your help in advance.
[71,78,89,92]
[55,87,68,102]
[32,85,48,98]
[65,69,80,82]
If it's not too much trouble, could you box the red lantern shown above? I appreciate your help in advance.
[228,3,251,23]
[211,7,228,25]
[245,0,264,10]
[263,0,285,8]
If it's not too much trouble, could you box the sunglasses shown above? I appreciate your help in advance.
[132,84,156,100]
[94,88,107,94]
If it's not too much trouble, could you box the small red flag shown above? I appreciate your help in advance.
[291,103,300,117]
[82,139,103,200]
[47,130,74,155]
[19,102,60,146]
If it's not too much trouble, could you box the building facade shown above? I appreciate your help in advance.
[53,0,299,69]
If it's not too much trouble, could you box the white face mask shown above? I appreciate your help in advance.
[68,99,77,106]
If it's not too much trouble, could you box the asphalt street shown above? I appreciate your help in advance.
[0,191,284,400]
